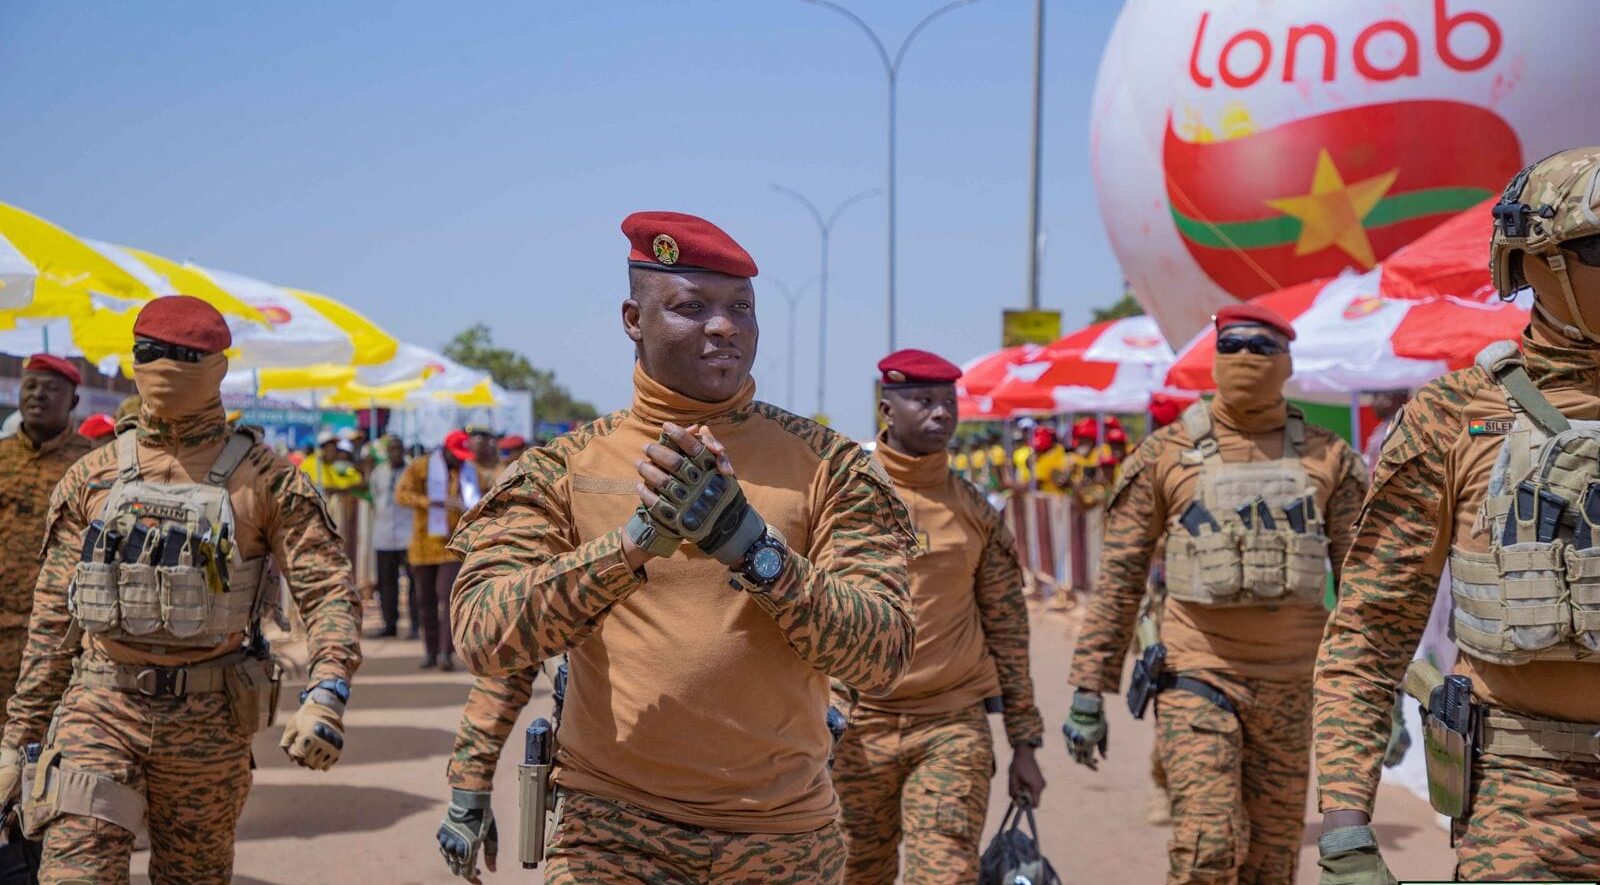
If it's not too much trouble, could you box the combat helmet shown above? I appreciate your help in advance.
[1491,146,1600,340]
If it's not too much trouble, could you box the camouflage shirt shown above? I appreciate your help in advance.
[448,368,914,832]
[0,408,362,751]
[0,429,92,629]
[1315,325,1600,813]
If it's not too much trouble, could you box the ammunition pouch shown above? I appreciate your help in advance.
[223,653,282,734]
[1165,529,1242,604]
[1240,531,1286,598]
[20,747,146,841]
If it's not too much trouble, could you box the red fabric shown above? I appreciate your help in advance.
[498,434,527,450]
[133,295,232,352]
[879,348,961,385]
[1149,392,1191,427]
[1030,426,1056,452]
[1070,417,1098,443]
[1379,197,1499,304]
[444,430,472,462]
[958,345,1040,398]
[1106,426,1127,444]
[23,353,80,385]
[77,413,114,438]
[984,321,1123,414]
[1215,303,1297,340]
[622,211,758,277]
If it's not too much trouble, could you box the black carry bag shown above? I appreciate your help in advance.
[979,798,1062,885]
[0,805,40,885]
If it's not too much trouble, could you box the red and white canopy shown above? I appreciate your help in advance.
[1166,199,1530,395]
[988,316,1175,415]
[957,344,1041,420]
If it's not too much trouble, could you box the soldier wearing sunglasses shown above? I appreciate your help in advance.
[1064,303,1367,884]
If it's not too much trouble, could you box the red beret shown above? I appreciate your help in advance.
[497,434,527,450]
[133,295,232,353]
[23,353,80,386]
[77,413,115,438]
[1214,303,1296,341]
[878,348,961,386]
[623,211,758,278]
[1149,393,1185,428]
[444,429,472,462]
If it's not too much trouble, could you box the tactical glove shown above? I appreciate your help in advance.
[1317,825,1397,885]
[1062,691,1109,770]
[636,432,765,566]
[280,699,344,771]
[0,747,20,806]
[438,788,497,883]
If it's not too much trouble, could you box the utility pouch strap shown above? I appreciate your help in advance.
[1480,709,1600,763]
[1155,672,1238,717]
[51,765,147,837]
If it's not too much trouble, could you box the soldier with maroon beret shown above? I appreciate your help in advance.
[829,348,1044,884]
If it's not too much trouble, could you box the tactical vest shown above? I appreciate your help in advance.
[1163,403,1329,607]
[68,430,271,650]
[1449,342,1600,666]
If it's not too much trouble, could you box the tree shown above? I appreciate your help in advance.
[443,324,598,424]
[1090,289,1144,323]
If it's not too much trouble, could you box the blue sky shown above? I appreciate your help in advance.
[0,1,1125,437]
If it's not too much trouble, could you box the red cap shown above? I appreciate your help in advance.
[444,429,472,461]
[133,295,232,353]
[77,413,114,438]
[1071,417,1098,442]
[1030,426,1057,452]
[23,353,80,386]
[623,211,758,278]
[878,348,962,387]
[1150,393,1185,428]
[1214,303,1296,341]
[498,434,527,451]
[1106,426,1128,444]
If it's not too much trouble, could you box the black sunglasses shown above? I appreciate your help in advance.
[1216,334,1286,356]
[132,340,207,365]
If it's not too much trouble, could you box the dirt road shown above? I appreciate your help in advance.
[129,606,1456,883]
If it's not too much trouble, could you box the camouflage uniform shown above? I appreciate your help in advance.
[542,791,846,884]
[445,671,536,793]
[1,409,362,883]
[831,441,1041,885]
[1071,403,1366,885]
[0,429,92,728]
[1315,336,1600,879]
[449,368,914,882]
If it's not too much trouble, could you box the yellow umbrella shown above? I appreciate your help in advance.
[0,201,154,309]
[324,378,426,409]
[122,248,266,323]
[443,379,501,407]
[288,289,396,366]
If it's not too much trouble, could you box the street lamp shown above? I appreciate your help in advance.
[769,277,817,412]
[799,0,985,351]
[770,184,880,419]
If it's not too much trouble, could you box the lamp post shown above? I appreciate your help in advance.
[799,0,985,351]
[769,277,817,412]
[770,184,880,419]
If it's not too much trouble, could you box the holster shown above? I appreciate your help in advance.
[20,747,146,841]
[517,717,556,869]
[1126,642,1167,720]
[223,652,281,734]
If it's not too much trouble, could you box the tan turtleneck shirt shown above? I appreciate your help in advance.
[0,427,93,630]
[864,439,1044,747]
[1,400,363,751]
[1070,397,1368,692]
[449,365,914,833]
[1317,319,1600,813]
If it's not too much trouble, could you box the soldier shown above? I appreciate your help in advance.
[0,355,92,726]
[1314,149,1600,882]
[830,349,1045,884]
[1063,303,1367,885]
[0,296,362,883]
[448,210,915,884]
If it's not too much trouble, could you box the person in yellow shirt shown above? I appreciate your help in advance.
[300,431,366,494]
[1032,426,1069,495]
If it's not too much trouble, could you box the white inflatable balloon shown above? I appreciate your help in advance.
[1092,0,1598,343]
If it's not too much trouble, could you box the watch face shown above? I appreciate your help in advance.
[750,544,785,582]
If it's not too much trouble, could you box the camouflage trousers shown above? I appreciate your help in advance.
[1155,669,1311,885]
[831,703,994,885]
[1452,751,1600,880]
[35,681,252,885]
[0,627,25,730]
[543,790,846,884]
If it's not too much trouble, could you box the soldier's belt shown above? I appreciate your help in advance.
[1479,708,1600,764]
[71,652,244,698]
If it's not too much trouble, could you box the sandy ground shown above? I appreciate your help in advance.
[126,605,1457,884]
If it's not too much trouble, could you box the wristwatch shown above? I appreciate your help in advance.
[301,678,351,706]
[737,530,789,587]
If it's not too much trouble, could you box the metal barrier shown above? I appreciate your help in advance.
[1001,490,1103,605]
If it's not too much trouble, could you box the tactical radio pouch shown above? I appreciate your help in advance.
[224,653,281,734]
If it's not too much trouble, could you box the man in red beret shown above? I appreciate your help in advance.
[1064,301,1367,883]
[828,348,1043,884]
[0,296,362,882]
[443,211,914,883]
[0,354,91,735]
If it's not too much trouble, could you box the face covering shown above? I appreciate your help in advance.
[133,353,228,419]
[1212,352,1292,431]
